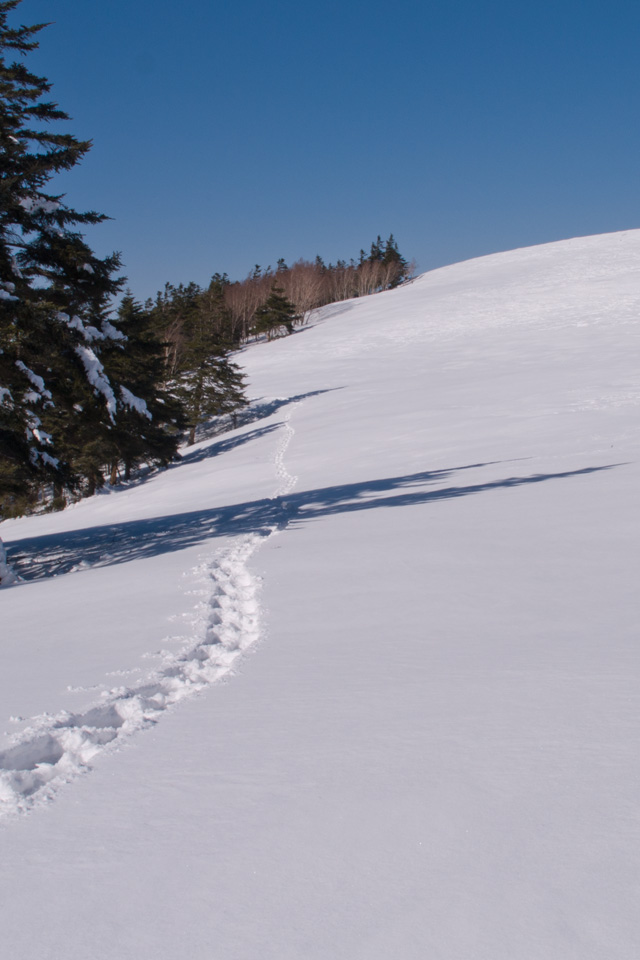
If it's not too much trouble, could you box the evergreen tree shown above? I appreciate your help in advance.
[172,278,247,445]
[368,235,384,262]
[0,0,140,512]
[102,294,183,482]
[382,233,409,287]
[253,284,299,341]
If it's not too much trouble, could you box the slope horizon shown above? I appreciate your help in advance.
[129,224,640,307]
[14,0,640,302]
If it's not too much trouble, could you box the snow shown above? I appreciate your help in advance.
[57,311,84,335]
[15,359,51,399]
[101,318,126,340]
[120,385,152,419]
[0,533,262,815]
[37,450,59,469]
[59,312,101,342]
[1,229,639,958]
[30,426,53,445]
[67,346,148,419]
[56,312,126,343]
[74,344,117,419]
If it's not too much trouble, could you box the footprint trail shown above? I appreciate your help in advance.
[0,404,299,818]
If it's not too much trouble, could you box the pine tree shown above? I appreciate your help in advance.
[253,284,299,341]
[0,0,141,513]
[171,278,247,445]
[368,235,384,262]
[382,234,409,287]
[102,294,182,482]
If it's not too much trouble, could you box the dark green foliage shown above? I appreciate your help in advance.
[164,278,247,445]
[0,0,131,513]
[381,234,409,287]
[369,236,384,262]
[0,1,190,514]
[253,284,299,340]
[102,294,183,480]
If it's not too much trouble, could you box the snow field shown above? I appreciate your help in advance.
[0,401,301,818]
[0,230,639,959]
[0,533,261,816]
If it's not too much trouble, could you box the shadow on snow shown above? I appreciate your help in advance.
[191,389,338,446]
[179,423,283,465]
[103,390,338,487]
[6,462,619,583]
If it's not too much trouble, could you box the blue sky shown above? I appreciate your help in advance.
[16,0,640,301]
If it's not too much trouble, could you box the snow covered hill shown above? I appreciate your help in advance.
[1,230,639,959]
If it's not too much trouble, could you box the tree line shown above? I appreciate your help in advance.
[0,0,413,523]
[148,233,412,356]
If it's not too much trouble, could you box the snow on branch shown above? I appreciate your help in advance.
[75,345,117,420]
[120,386,152,420]
[31,425,53,445]
[33,449,59,469]
[24,412,54,449]
[15,360,52,399]
[56,312,126,343]
[101,319,126,341]
[0,283,18,301]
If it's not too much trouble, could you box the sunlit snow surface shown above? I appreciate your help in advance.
[1,231,639,959]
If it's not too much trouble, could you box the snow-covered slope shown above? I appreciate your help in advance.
[1,230,639,959]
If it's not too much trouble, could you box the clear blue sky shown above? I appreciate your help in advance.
[15,0,640,301]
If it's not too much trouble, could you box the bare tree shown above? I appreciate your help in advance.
[280,260,325,323]
[224,269,272,341]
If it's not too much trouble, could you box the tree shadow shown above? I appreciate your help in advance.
[111,390,339,485]
[193,389,339,443]
[6,462,619,583]
[180,423,283,465]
